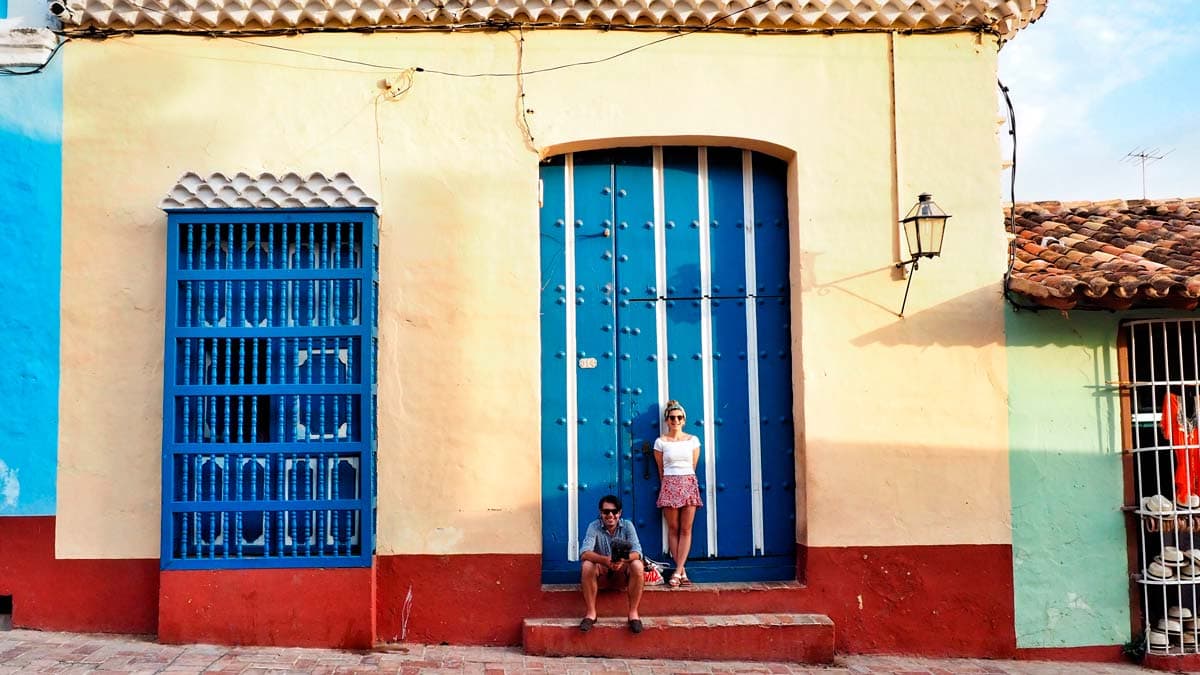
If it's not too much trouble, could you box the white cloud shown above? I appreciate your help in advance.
[999,1,1200,200]
[0,459,19,509]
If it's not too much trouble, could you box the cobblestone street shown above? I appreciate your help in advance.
[0,629,1149,674]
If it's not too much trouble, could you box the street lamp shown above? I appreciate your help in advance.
[895,193,951,317]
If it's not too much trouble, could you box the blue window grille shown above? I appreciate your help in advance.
[162,209,378,569]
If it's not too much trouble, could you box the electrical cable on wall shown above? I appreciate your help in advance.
[999,79,1106,314]
[998,79,1022,308]
[514,25,536,150]
[998,78,1046,313]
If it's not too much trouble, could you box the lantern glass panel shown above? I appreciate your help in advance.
[900,195,950,259]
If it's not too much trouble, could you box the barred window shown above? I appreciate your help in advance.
[1127,319,1200,656]
[162,212,378,569]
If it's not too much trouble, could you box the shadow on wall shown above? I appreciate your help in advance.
[848,282,1007,348]
[798,248,1008,349]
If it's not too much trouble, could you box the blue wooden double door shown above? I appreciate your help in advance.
[539,146,796,583]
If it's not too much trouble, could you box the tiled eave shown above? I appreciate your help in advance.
[58,0,1046,38]
[1007,198,1200,311]
[160,171,378,210]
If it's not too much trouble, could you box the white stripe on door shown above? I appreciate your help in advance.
[698,148,719,556]
[653,146,671,556]
[565,153,581,561]
[742,149,765,555]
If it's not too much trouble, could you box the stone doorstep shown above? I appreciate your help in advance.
[522,613,834,664]
[538,581,809,619]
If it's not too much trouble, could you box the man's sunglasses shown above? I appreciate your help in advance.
[666,414,685,421]
[600,508,620,515]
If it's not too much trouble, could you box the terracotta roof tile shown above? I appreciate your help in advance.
[61,0,1047,37]
[1006,198,1200,310]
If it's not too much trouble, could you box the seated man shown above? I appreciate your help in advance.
[579,494,645,634]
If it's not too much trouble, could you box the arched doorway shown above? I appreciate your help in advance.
[539,146,795,582]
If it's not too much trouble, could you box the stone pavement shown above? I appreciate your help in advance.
[0,629,1147,674]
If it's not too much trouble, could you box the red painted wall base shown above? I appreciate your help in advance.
[159,565,377,649]
[0,516,157,634]
[0,517,1042,658]
[376,543,1018,657]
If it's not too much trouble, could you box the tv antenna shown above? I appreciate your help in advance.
[1122,147,1173,199]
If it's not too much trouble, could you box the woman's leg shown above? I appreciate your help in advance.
[676,505,697,578]
[662,507,680,561]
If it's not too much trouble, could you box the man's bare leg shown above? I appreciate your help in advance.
[626,559,645,620]
[581,560,601,621]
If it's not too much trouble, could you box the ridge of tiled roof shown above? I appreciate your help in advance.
[59,0,1046,38]
[160,171,378,211]
[1006,198,1200,311]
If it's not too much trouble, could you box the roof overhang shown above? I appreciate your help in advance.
[57,0,1047,38]
[1007,199,1200,312]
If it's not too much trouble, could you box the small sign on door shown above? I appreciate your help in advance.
[578,357,598,369]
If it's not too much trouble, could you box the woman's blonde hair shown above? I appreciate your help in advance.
[663,400,686,420]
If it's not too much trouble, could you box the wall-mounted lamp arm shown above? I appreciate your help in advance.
[895,257,920,317]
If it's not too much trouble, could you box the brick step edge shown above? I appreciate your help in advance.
[523,613,835,664]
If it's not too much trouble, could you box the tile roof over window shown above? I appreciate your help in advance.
[60,0,1046,38]
[1007,198,1200,311]
[160,172,378,211]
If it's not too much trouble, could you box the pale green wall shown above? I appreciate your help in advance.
[1007,309,1130,647]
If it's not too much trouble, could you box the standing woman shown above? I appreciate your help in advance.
[654,400,703,587]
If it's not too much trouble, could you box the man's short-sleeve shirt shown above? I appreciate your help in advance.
[579,518,642,559]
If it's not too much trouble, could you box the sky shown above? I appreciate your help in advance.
[997,0,1200,202]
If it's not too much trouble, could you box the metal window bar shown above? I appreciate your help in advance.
[1127,319,1200,656]
[163,211,377,569]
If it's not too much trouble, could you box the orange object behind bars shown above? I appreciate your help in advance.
[1161,392,1200,505]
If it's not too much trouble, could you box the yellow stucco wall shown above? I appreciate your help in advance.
[58,29,1008,558]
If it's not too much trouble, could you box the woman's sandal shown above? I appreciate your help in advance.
[667,574,681,588]
[677,572,692,587]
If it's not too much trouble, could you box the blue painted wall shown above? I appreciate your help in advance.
[0,56,62,515]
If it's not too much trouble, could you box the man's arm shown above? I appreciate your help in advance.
[581,550,611,566]
[579,522,609,567]
[624,521,643,560]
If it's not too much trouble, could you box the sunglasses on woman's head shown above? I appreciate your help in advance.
[601,508,620,515]
[667,415,685,421]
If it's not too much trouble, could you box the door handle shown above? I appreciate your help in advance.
[640,441,653,480]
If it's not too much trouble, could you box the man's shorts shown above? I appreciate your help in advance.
[597,563,635,590]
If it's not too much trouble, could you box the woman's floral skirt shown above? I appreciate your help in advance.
[657,474,703,508]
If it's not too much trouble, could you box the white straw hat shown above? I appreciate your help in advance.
[1163,547,1187,563]
[1170,606,1194,619]
[1177,495,1200,509]
[1148,629,1170,650]
[1144,494,1176,514]
[1148,561,1176,579]
[1159,618,1184,633]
